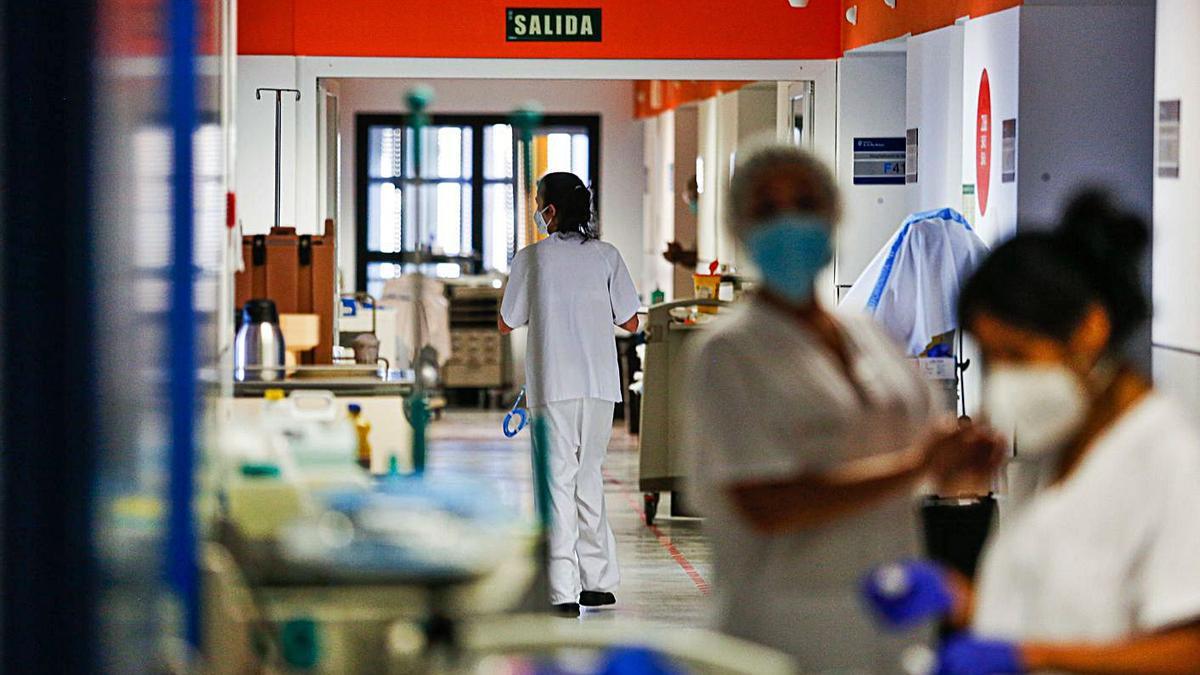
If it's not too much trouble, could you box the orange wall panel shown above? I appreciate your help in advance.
[240,0,843,59]
[238,0,295,55]
[100,0,222,56]
[842,0,1021,52]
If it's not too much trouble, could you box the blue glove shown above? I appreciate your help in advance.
[936,634,1025,675]
[861,559,954,629]
[598,647,684,675]
[927,343,954,358]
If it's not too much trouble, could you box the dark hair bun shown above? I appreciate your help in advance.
[1055,189,1149,272]
[1052,188,1149,343]
[959,188,1150,350]
[538,172,597,240]
[570,183,592,212]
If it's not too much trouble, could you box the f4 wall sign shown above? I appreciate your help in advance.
[507,8,602,42]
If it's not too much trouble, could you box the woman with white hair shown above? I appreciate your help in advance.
[682,146,1002,672]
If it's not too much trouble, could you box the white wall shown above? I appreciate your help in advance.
[729,83,782,273]
[713,90,740,269]
[737,83,780,143]
[696,97,720,265]
[906,25,965,215]
[835,51,910,286]
[236,56,299,232]
[901,9,1027,244]
[330,77,645,292]
[1017,3,1155,227]
[1019,1,1156,369]
[642,111,676,300]
[961,7,1020,247]
[1153,0,1200,409]
[672,106,700,298]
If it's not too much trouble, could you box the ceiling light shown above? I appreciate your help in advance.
[846,5,858,24]
[787,0,810,7]
[883,0,896,8]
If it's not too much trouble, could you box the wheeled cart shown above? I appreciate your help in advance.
[637,299,729,525]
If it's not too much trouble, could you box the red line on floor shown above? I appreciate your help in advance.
[605,470,711,596]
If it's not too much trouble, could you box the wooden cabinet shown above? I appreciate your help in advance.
[234,222,337,364]
[443,284,510,389]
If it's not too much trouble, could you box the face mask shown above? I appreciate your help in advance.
[983,365,1087,457]
[534,207,551,236]
[745,213,833,304]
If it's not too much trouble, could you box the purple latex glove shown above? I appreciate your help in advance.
[862,559,954,629]
[936,634,1025,675]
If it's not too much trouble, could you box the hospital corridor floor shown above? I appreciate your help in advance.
[427,410,713,627]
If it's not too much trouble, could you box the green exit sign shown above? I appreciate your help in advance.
[506,8,602,42]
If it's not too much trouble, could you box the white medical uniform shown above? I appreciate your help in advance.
[683,300,936,672]
[973,394,1200,658]
[501,232,640,604]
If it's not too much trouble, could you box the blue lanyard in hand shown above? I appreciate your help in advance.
[503,388,529,438]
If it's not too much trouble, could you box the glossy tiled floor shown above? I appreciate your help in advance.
[426,409,713,628]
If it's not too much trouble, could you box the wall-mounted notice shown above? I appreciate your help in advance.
[1158,100,1181,179]
[961,184,976,228]
[905,128,918,184]
[853,137,905,185]
[507,8,602,42]
[1001,118,1016,184]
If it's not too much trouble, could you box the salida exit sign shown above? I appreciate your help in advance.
[506,8,602,42]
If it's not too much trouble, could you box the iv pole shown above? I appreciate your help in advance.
[254,87,301,230]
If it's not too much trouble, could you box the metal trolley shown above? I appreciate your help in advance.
[637,299,730,525]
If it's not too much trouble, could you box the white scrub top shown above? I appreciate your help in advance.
[682,300,936,672]
[974,393,1200,646]
[501,232,640,408]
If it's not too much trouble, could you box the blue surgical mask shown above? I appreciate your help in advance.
[535,207,551,236]
[745,213,833,304]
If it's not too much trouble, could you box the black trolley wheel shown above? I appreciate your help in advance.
[643,492,661,526]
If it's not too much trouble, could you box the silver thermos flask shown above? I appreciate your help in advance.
[234,299,286,382]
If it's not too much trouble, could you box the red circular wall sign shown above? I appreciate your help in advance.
[976,69,992,217]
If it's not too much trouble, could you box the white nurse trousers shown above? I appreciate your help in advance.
[533,398,621,605]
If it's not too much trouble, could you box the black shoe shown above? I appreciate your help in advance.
[579,591,616,607]
[552,602,580,617]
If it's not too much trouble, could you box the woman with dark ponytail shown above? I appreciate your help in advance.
[499,171,640,617]
[863,191,1200,673]
[535,171,599,241]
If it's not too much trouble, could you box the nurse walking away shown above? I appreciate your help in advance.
[864,192,1200,674]
[682,146,1003,673]
[499,172,641,618]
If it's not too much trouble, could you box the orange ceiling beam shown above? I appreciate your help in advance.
[633,81,751,119]
[235,1,1027,120]
[238,0,843,60]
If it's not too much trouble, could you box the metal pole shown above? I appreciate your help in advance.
[168,0,200,648]
[274,90,281,229]
[256,88,300,230]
